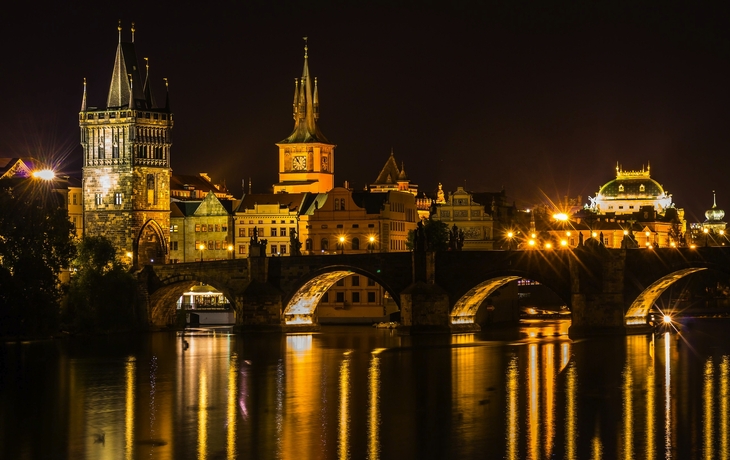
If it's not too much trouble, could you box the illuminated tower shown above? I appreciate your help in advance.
[79,22,172,266]
[273,38,335,194]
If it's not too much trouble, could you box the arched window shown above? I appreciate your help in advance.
[352,237,360,250]
[618,184,624,192]
[321,238,329,251]
[305,238,313,251]
[639,184,645,192]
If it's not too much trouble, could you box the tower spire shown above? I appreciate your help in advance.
[131,22,135,43]
[81,78,87,111]
[313,77,319,120]
[164,77,170,111]
[118,20,122,43]
[293,78,299,120]
[143,57,156,108]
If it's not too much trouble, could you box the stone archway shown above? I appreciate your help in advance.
[136,219,167,266]
[625,267,706,325]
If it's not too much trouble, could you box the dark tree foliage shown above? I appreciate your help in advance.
[407,218,450,251]
[65,236,142,333]
[0,180,76,336]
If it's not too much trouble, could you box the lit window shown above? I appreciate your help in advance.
[95,193,102,205]
[114,193,123,205]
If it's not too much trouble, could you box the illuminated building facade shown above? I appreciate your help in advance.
[369,150,418,196]
[273,39,334,194]
[79,23,172,266]
[591,163,673,215]
[432,186,497,250]
[169,191,234,263]
[233,193,308,257]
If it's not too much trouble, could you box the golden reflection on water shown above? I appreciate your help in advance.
[543,344,555,459]
[198,368,208,460]
[565,362,577,460]
[506,356,519,460]
[664,333,672,459]
[125,358,135,460]
[722,356,729,460]
[339,351,352,460]
[282,334,319,459]
[227,354,237,460]
[704,358,714,460]
[646,339,656,460]
[527,344,539,460]
[368,349,384,460]
[622,362,634,460]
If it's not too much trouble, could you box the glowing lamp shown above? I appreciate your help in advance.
[32,169,55,180]
[560,240,568,247]
[553,213,568,221]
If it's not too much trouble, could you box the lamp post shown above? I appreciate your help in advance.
[368,236,375,253]
[703,227,709,247]
[339,236,345,255]
[199,243,205,263]
[228,244,234,260]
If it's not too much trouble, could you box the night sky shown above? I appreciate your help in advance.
[2,1,729,221]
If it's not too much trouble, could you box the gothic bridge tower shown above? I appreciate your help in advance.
[79,22,172,266]
[274,38,336,194]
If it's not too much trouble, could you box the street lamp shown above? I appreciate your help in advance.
[368,235,375,253]
[228,244,234,259]
[506,231,514,251]
[703,227,709,247]
[338,236,345,254]
[32,169,55,181]
[199,243,205,263]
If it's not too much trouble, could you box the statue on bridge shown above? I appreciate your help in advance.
[249,226,269,257]
[414,220,428,252]
[290,228,302,256]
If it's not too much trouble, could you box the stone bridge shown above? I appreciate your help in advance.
[138,246,730,337]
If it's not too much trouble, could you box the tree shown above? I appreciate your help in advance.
[0,179,76,336]
[407,218,450,251]
[65,236,142,333]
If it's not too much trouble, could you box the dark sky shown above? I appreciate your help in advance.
[2,1,729,221]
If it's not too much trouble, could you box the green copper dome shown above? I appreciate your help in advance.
[597,165,666,199]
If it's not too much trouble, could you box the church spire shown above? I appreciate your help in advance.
[81,78,87,112]
[279,37,329,144]
[106,21,145,109]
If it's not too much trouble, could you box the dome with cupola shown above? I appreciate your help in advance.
[705,191,725,222]
[591,163,673,215]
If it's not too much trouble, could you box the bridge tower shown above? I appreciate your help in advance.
[273,38,335,194]
[80,22,172,266]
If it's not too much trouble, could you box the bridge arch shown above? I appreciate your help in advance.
[283,265,400,325]
[147,273,235,327]
[625,268,706,325]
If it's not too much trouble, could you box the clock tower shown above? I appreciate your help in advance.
[80,23,172,267]
[273,38,335,194]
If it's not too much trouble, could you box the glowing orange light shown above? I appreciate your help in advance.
[544,243,552,249]
[592,232,597,238]
[560,240,568,247]
[528,239,536,247]
[553,213,568,221]
[566,231,571,237]
[663,315,672,324]
[32,169,55,180]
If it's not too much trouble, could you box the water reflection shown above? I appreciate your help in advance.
[6,321,730,459]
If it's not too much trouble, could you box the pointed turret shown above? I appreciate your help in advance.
[292,78,299,120]
[279,37,329,144]
[81,78,87,112]
[143,57,157,109]
[163,78,170,111]
[106,21,145,109]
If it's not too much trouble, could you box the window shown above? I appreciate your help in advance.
[95,193,102,205]
[351,276,360,286]
[352,237,360,250]
[368,224,375,228]
[248,228,254,237]
[367,292,376,303]
[170,241,178,251]
[73,194,77,205]
[368,278,375,286]
[222,225,227,232]
[215,224,220,232]
[352,292,360,303]
[196,224,201,232]
[337,278,345,286]
[280,245,287,254]
[172,225,179,233]
[208,240,214,250]
[239,245,246,254]
[280,228,287,237]
[208,224,213,232]
[321,292,329,303]
[340,198,346,210]
[336,292,345,303]
[271,245,277,254]
[271,228,277,237]
[639,184,645,192]
[239,228,246,237]
[334,199,341,211]
[618,185,624,192]
[306,239,313,251]
[352,224,359,228]
[215,241,221,250]
[321,238,329,250]
[114,193,123,205]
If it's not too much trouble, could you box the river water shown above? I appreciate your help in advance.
[1,319,729,460]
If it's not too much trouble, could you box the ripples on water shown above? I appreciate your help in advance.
[2,319,730,459]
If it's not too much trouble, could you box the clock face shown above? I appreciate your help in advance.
[321,156,329,171]
[292,156,307,170]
